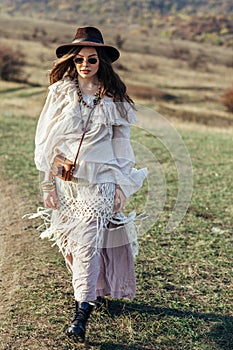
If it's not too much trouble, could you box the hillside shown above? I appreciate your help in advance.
[0,10,232,126]
[2,0,233,17]
[1,0,233,46]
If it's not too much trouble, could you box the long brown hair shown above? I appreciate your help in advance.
[49,46,134,107]
[49,47,78,84]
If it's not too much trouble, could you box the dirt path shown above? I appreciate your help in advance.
[0,177,68,349]
[0,178,36,325]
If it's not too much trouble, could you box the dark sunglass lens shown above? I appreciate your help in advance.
[74,57,83,64]
[88,58,98,64]
[74,57,98,64]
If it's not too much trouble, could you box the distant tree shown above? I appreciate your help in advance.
[0,45,26,82]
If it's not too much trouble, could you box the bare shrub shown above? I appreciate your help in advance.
[144,45,150,54]
[20,26,50,47]
[115,34,126,49]
[50,37,59,44]
[188,52,208,70]
[226,60,233,68]
[114,62,129,71]
[22,34,31,41]
[127,84,176,102]
[222,88,233,113]
[170,44,191,60]
[139,61,158,70]
[34,27,50,47]
[0,45,26,82]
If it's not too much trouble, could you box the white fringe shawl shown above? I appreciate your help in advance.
[24,178,138,257]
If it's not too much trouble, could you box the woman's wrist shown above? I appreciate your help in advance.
[44,171,54,181]
[41,179,56,192]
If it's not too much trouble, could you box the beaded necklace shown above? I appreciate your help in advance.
[75,78,101,109]
[75,78,102,131]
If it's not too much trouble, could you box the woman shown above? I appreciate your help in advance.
[35,26,147,343]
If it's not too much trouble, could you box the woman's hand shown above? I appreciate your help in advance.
[113,185,126,213]
[43,189,58,210]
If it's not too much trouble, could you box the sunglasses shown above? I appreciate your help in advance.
[73,57,98,65]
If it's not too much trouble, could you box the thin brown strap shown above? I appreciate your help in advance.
[73,130,86,168]
[73,105,96,168]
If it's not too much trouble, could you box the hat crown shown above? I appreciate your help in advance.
[56,26,120,62]
[73,27,104,44]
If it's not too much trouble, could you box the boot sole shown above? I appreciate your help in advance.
[67,331,85,343]
[66,325,86,343]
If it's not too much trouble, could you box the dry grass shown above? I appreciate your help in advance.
[0,80,46,118]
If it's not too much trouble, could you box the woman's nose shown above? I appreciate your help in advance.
[82,58,89,66]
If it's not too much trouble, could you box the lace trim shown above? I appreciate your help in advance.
[23,179,140,257]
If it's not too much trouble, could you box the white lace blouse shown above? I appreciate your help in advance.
[34,76,147,197]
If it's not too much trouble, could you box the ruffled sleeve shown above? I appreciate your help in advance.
[34,77,76,171]
[111,119,147,198]
[98,99,138,127]
[102,101,147,197]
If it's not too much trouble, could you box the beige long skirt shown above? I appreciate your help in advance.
[40,178,136,302]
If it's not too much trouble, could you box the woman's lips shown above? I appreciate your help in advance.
[81,69,90,74]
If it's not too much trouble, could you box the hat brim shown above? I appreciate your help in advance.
[56,41,120,62]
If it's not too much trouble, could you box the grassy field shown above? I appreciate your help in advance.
[0,94,233,350]
[0,12,233,350]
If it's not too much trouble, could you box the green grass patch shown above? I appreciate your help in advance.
[0,112,38,197]
[0,110,233,349]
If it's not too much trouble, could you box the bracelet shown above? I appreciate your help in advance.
[41,180,56,192]
[41,180,55,186]
[41,187,55,193]
[42,188,55,193]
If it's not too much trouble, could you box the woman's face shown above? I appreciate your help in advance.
[74,47,99,80]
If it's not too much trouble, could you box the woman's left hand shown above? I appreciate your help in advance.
[113,186,126,213]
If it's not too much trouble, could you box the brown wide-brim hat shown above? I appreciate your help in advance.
[56,26,120,62]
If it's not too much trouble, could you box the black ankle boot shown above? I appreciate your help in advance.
[95,296,106,310]
[67,301,94,343]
